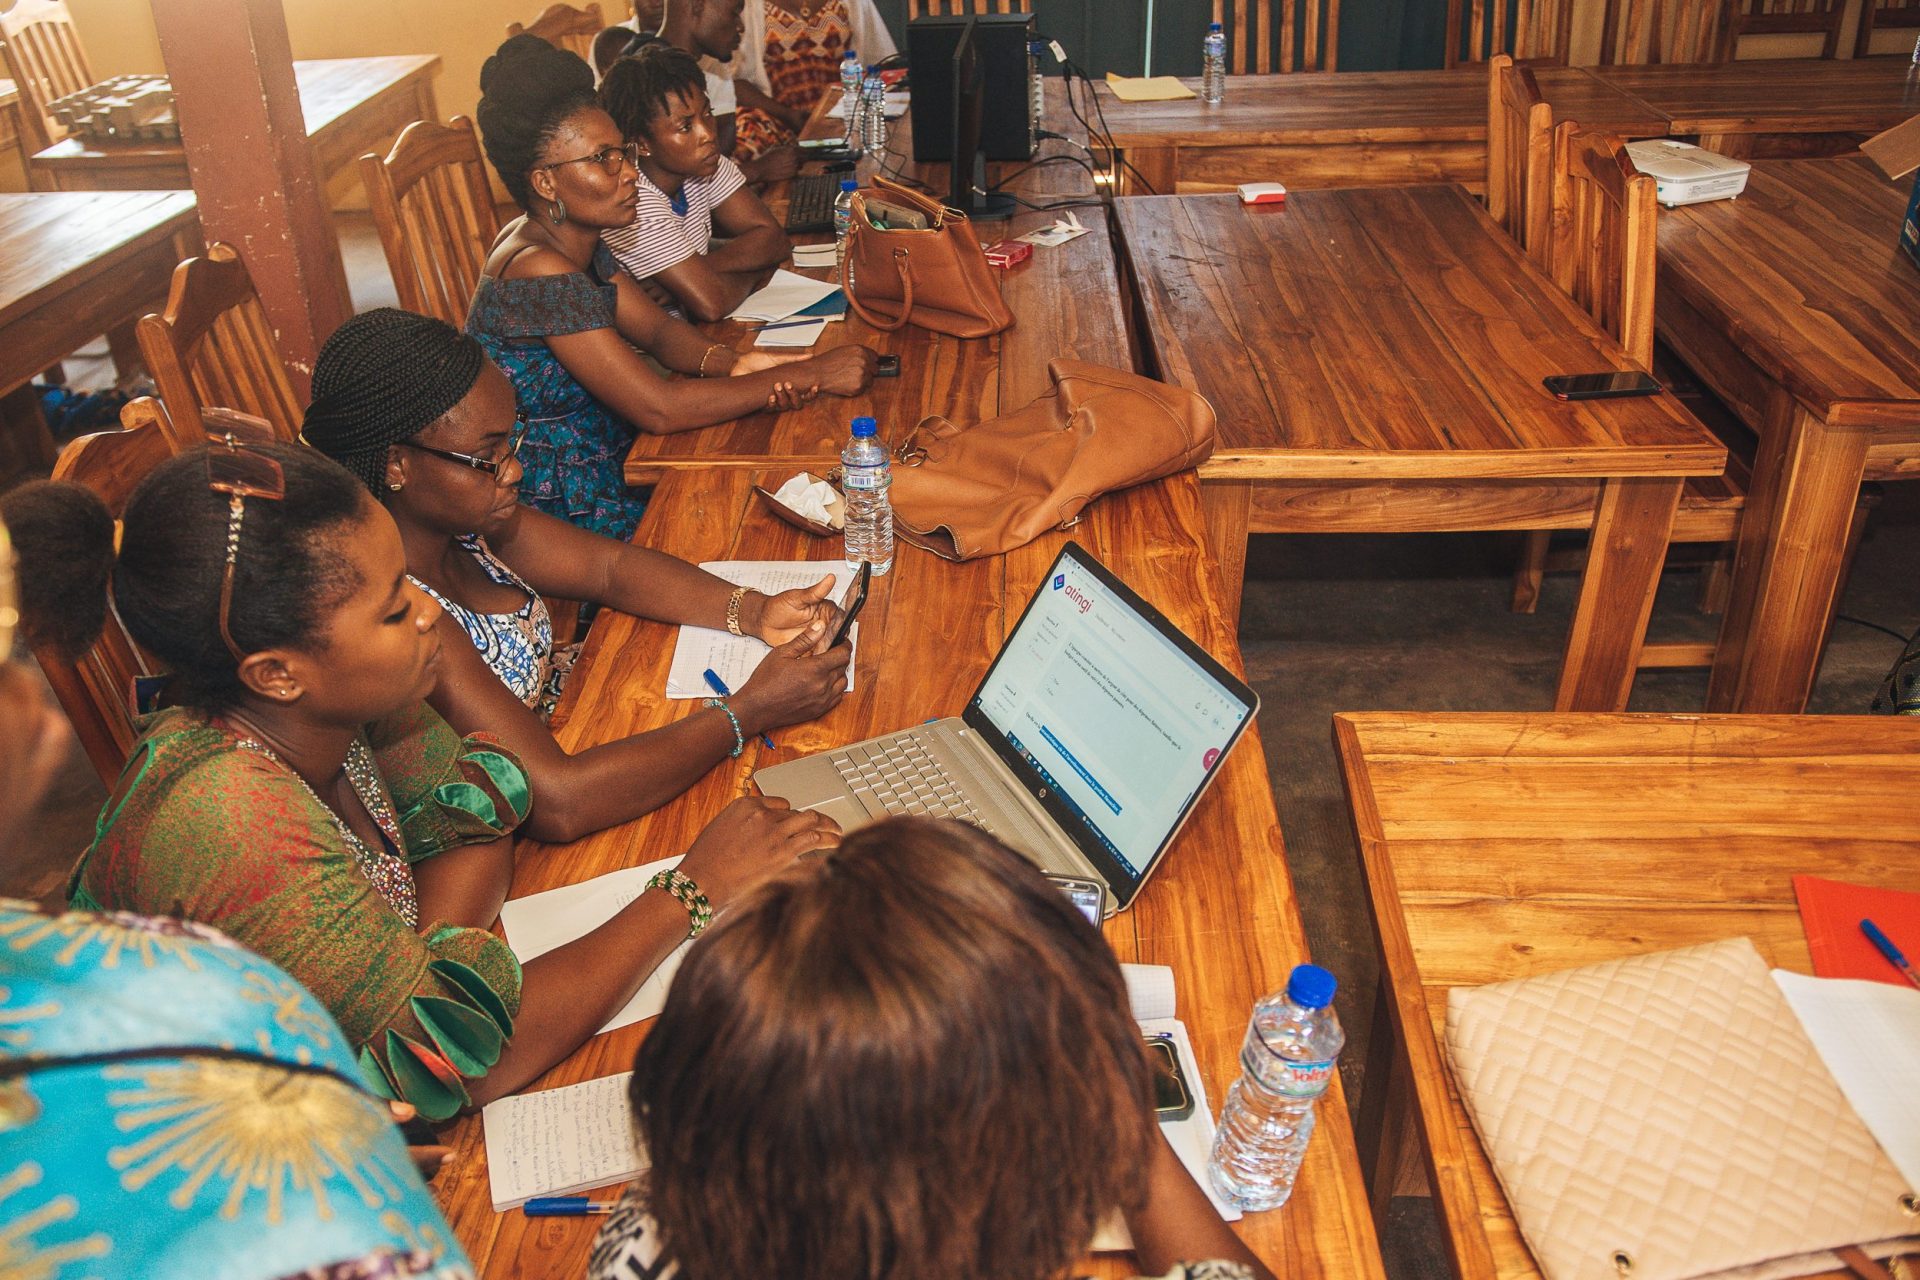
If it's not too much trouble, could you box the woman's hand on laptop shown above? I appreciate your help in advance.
[680,794,841,907]
[733,622,852,734]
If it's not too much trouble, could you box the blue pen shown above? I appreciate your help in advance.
[1860,918,1920,991]
[523,1196,616,1217]
[703,668,777,750]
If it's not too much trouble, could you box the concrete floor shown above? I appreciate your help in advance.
[7,212,1918,1277]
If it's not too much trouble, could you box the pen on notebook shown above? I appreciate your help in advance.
[746,317,825,332]
[523,1197,617,1217]
[1859,918,1920,991]
[703,668,777,750]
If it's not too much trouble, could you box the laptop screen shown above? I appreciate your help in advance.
[966,543,1258,904]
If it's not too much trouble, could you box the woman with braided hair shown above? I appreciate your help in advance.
[470,34,876,541]
[304,308,853,844]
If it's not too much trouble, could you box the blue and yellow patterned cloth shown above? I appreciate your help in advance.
[0,901,473,1280]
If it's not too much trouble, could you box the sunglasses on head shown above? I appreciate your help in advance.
[205,436,286,663]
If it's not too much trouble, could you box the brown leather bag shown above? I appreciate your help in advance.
[838,176,1013,338]
[888,359,1217,560]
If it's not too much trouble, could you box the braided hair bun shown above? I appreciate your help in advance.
[477,33,600,210]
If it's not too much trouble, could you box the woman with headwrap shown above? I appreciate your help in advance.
[305,309,852,844]
[469,34,877,541]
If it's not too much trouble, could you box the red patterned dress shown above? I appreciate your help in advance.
[735,0,854,159]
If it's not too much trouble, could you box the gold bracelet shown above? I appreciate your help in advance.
[725,585,749,637]
[698,343,726,376]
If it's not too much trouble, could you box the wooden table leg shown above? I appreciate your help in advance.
[1356,974,1417,1230]
[1555,475,1683,711]
[1200,476,1251,625]
[1123,145,1177,196]
[1707,401,1870,712]
[0,383,58,475]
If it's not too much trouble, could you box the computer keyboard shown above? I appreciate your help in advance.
[829,732,995,831]
[784,172,842,234]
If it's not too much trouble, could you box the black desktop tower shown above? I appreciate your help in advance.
[907,12,1036,164]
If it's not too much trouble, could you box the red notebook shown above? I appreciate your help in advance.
[1793,874,1920,985]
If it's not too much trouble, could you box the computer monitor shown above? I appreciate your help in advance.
[906,13,1034,163]
[949,19,1015,220]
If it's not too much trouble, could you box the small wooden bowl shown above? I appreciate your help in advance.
[753,471,843,538]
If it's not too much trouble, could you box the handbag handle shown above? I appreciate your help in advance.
[842,242,912,332]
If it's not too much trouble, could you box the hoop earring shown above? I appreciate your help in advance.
[547,196,567,224]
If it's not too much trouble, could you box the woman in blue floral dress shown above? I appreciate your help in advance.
[469,34,876,540]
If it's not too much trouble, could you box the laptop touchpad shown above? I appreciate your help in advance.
[803,794,879,834]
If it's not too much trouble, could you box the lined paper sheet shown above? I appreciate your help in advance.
[728,269,842,322]
[499,856,690,1036]
[1775,970,1920,1191]
[664,561,855,698]
[483,1072,646,1210]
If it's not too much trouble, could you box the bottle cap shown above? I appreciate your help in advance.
[841,179,858,192]
[845,49,857,59]
[1210,21,1224,31]
[850,416,879,437]
[1286,964,1336,1009]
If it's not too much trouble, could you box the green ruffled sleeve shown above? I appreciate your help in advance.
[355,921,524,1122]
[364,701,533,864]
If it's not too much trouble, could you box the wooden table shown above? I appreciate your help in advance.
[1591,57,1920,158]
[432,468,1388,1280]
[0,190,200,470]
[1652,157,1920,712]
[27,55,440,193]
[1334,709,1920,1279]
[1093,68,1668,195]
[1115,186,1726,712]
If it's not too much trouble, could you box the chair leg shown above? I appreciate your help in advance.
[1696,545,1733,615]
[1512,530,1550,613]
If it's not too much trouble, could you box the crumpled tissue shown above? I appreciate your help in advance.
[771,473,844,529]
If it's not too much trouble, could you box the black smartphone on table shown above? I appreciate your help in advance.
[875,354,901,378]
[829,560,871,649]
[1543,371,1662,401]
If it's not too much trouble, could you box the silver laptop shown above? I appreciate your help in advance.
[754,542,1259,915]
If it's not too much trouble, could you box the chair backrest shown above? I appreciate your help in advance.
[1213,0,1339,73]
[359,117,502,327]
[1856,0,1920,54]
[1444,0,1573,65]
[506,2,605,61]
[136,243,302,451]
[1721,0,1843,55]
[1546,123,1656,369]
[1598,0,1731,62]
[0,0,94,151]
[905,0,1031,15]
[1487,55,1552,263]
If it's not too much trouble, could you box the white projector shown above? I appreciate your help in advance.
[1624,139,1752,208]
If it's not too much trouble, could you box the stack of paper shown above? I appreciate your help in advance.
[664,560,857,699]
[1104,74,1197,103]
[1774,970,1920,1194]
[731,268,845,348]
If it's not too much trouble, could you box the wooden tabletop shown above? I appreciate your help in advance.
[1092,68,1667,148]
[1591,57,1920,138]
[432,467,1387,1280]
[1115,187,1723,479]
[0,190,199,392]
[1335,710,1920,1280]
[1658,156,1920,428]
[29,55,439,171]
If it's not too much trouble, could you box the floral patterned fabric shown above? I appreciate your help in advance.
[67,702,531,1120]
[412,535,578,720]
[733,0,853,159]
[0,902,474,1280]
[466,242,650,541]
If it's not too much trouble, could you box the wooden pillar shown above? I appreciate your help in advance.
[148,0,351,398]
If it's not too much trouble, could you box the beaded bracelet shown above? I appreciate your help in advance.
[698,343,726,376]
[725,584,749,636]
[704,696,745,758]
[648,868,714,939]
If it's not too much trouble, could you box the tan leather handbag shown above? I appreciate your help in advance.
[888,359,1217,560]
[837,176,1013,338]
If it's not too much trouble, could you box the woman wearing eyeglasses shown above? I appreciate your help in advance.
[2,447,839,1123]
[305,309,852,843]
[471,34,877,542]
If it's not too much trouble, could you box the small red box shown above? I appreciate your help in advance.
[983,240,1032,269]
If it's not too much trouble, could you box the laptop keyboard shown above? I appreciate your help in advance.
[829,733,996,832]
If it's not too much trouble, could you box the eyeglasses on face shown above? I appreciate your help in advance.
[402,417,527,478]
[205,436,287,663]
[539,142,641,177]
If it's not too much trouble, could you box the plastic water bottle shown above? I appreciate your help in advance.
[1202,22,1227,105]
[840,50,864,147]
[832,179,858,278]
[840,416,893,576]
[1207,964,1343,1212]
[860,74,888,157]
[1028,40,1046,155]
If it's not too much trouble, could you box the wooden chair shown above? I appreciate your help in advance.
[506,3,605,62]
[1719,0,1844,57]
[1486,54,1552,266]
[906,0,1030,15]
[0,0,94,156]
[1598,0,1732,63]
[1444,0,1573,66]
[1854,0,1920,53]
[1214,0,1339,73]
[360,117,501,327]
[136,243,302,451]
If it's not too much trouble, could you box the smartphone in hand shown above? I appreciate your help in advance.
[830,560,871,649]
